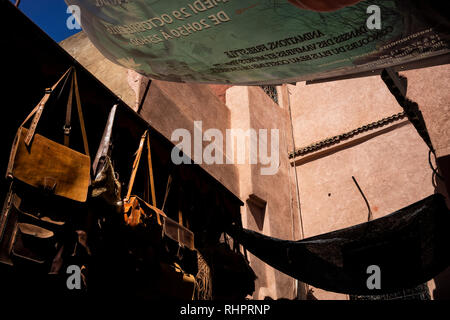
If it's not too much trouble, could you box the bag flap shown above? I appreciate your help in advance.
[11,127,91,202]
[162,215,195,250]
[17,223,54,239]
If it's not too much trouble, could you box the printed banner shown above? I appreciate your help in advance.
[67,0,449,84]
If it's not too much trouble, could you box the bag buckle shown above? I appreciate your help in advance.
[63,125,71,135]
[176,243,183,260]
[45,88,52,94]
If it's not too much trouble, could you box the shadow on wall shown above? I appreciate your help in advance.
[208,85,233,104]
[246,194,268,299]
[247,194,267,231]
[433,154,450,300]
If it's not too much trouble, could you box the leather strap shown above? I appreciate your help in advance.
[125,131,147,202]
[64,76,74,147]
[144,160,150,205]
[125,130,169,227]
[125,130,158,208]
[141,198,165,226]
[178,210,183,227]
[177,184,183,226]
[146,133,156,208]
[73,69,90,156]
[161,174,172,212]
[21,67,90,156]
[23,67,73,146]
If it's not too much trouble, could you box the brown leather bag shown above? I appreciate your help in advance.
[6,67,91,202]
[0,185,64,267]
[123,130,195,251]
[123,130,197,299]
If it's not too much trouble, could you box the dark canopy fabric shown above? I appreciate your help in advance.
[227,194,450,295]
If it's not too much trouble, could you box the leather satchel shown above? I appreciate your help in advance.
[6,67,91,202]
[123,130,195,251]
[0,184,64,268]
[123,130,197,299]
[123,130,160,228]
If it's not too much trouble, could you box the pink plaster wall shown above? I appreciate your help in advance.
[208,84,233,104]
[288,64,450,300]
[403,65,450,159]
[139,79,240,198]
[226,86,301,300]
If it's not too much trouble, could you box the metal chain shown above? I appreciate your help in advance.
[289,111,406,159]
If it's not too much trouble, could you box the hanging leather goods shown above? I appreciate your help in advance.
[123,130,162,227]
[0,183,64,268]
[6,67,91,202]
[123,129,197,299]
[90,104,122,210]
[123,130,195,250]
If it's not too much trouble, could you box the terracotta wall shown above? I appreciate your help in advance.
[286,64,450,300]
[226,86,300,299]
[60,32,136,107]
[208,84,233,104]
[138,79,240,197]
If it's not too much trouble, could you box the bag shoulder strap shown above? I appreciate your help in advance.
[21,67,73,144]
[125,131,146,202]
[73,69,90,156]
[63,74,74,147]
[125,130,156,208]
[21,67,89,156]
[146,133,157,207]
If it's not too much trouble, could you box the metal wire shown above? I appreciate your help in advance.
[286,85,308,300]
[352,176,373,222]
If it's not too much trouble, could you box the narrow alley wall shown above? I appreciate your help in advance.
[285,64,450,300]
